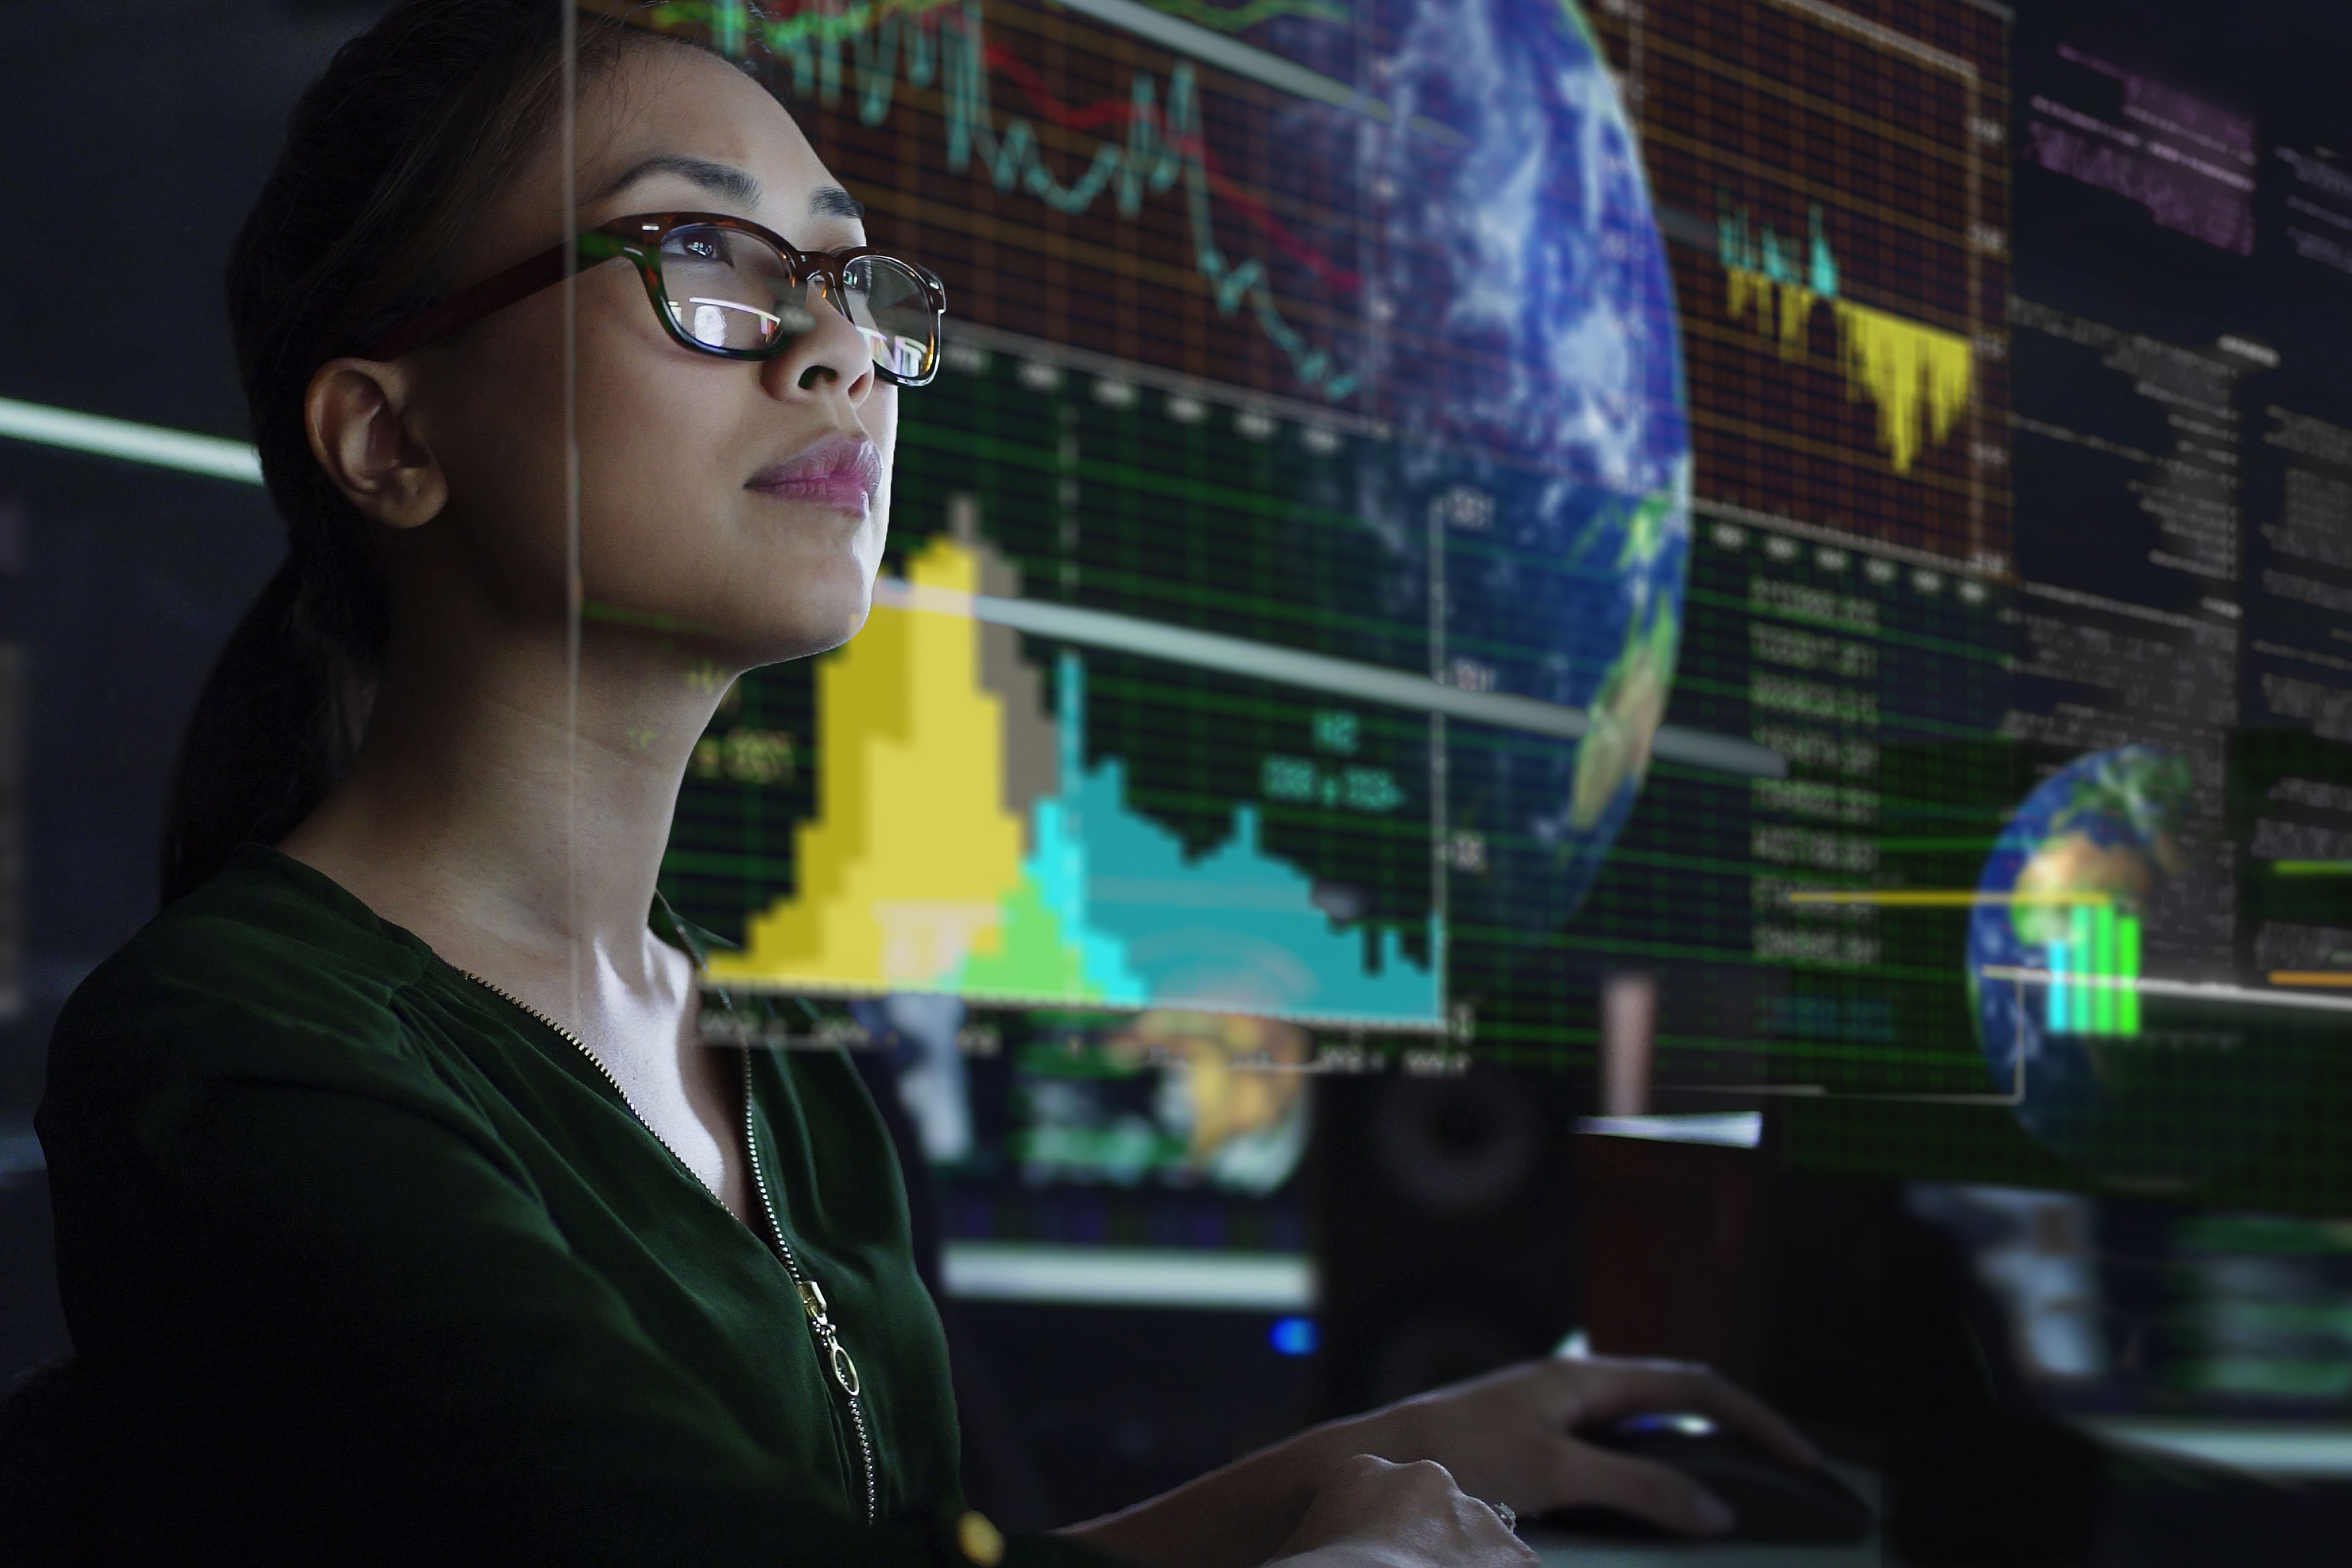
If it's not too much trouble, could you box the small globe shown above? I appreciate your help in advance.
[1355,0,1691,941]
[1968,747,2304,1183]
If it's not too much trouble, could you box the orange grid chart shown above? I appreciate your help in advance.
[680,0,1381,404]
[1594,0,2013,571]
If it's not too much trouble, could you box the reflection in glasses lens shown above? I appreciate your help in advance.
[655,224,937,382]
[842,255,939,382]
[658,225,802,352]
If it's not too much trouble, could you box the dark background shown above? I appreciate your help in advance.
[0,0,385,1394]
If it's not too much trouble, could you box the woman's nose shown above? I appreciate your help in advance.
[766,276,875,399]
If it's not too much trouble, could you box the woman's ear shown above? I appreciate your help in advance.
[304,359,448,529]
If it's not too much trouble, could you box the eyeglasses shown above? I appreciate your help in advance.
[355,211,946,386]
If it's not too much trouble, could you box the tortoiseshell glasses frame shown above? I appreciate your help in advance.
[355,211,946,386]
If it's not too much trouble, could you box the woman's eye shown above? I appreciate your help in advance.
[683,237,720,262]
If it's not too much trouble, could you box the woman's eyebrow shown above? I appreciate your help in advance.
[812,185,865,220]
[593,154,763,207]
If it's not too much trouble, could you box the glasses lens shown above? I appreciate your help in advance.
[658,225,812,352]
[841,256,940,382]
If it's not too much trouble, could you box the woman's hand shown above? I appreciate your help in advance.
[1346,1354,1822,1537]
[1267,1454,1535,1568]
[1055,1353,1817,1567]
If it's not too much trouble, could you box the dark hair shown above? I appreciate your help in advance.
[161,0,655,902]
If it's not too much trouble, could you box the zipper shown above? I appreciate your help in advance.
[742,1049,878,1527]
[458,970,878,1524]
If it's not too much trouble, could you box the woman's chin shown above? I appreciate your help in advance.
[737,576,876,666]
[588,546,880,668]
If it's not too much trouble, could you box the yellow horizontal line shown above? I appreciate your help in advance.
[2271,971,2352,989]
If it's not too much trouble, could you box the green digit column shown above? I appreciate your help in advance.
[2117,913,2142,1036]
[2091,902,2117,1035]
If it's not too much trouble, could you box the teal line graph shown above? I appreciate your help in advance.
[1716,191,1841,298]
[992,651,1442,1022]
[692,0,956,53]
[760,1,1360,398]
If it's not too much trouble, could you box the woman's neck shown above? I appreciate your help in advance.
[279,611,726,1000]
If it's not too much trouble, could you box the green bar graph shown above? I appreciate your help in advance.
[2043,901,2143,1038]
[2068,905,2091,1034]
[2092,903,2117,1034]
[2117,914,2142,1036]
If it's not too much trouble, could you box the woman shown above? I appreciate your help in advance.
[34,2,1815,1561]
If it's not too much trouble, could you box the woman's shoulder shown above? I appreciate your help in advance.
[47,844,437,1102]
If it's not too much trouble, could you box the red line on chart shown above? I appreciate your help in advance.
[982,39,1362,293]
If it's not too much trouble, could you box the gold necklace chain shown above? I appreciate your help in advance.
[456,970,878,1523]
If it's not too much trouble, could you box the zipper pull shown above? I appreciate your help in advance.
[798,1280,862,1395]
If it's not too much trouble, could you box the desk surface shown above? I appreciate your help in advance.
[1526,1464,1880,1568]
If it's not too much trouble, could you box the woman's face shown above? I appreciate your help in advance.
[399,40,894,669]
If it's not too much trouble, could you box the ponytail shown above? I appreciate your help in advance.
[160,564,372,903]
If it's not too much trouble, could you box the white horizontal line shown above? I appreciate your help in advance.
[0,396,1781,780]
[709,971,1449,1032]
[1577,1112,1762,1147]
[877,578,1785,777]
[1979,967,2352,1015]
[940,1242,1315,1310]
[1764,0,1977,80]
[1695,496,2000,581]
[0,396,262,484]
[1053,0,1469,145]
[1051,0,1423,132]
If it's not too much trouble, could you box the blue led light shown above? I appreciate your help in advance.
[1270,1316,1317,1356]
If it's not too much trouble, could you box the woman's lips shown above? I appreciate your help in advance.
[747,432,882,513]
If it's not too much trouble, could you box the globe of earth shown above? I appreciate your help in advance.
[1968,747,2305,1183]
[1352,0,1691,942]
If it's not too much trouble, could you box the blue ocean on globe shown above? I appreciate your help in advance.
[1345,0,1693,941]
[1970,747,2189,1125]
[1969,747,2305,1181]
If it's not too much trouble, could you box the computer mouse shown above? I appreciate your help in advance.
[1536,1414,1875,1545]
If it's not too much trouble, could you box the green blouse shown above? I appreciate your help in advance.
[36,845,1090,1566]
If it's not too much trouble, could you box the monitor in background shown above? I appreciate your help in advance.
[612,0,2352,1551]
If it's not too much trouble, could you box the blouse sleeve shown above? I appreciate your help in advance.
[41,1016,1095,1568]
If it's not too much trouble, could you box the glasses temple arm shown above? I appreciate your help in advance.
[354,234,624,361]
